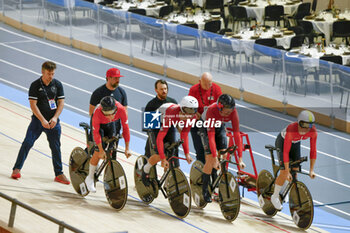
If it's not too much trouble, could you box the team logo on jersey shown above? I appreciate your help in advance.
[143,110,161,129]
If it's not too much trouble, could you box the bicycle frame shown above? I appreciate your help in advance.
[264,145,308,204]
[210,146,238,198]
[157,144,187,199]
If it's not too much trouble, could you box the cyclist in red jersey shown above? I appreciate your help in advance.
[141,96,198,186]
[271,110,317,210]
[85,96,131,193]
[199,94,245,203]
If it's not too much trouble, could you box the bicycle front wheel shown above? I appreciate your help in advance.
[218,171,240,222]
[103,160,128,211]
[256,169,278,216]
[69,147,90,196]
[166,168,191,218]
[289,181,314,229]
[189,160,207,209]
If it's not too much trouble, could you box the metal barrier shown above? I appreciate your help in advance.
[0,191,84,233]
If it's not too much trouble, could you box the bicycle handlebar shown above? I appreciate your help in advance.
[165,140,184,151]
[219,145,237,155]
[103,135,123,144]
[290,156,308,167]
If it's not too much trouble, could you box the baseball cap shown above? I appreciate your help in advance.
[106,68,124,78]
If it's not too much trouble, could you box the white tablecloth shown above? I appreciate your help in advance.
[289,46,350,68]
[114,1,165,17]
[240,0,301,24]
[304,12,350,46]
[223,28,295,56]
[166,14,224,30]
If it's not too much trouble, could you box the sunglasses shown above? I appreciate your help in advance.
[299,121,314,129]
[182,107,198,115]
[102,109,117,116]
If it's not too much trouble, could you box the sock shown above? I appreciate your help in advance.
[273,184,282,197]
[143,162,152,174]
[88,164,97,179]
[281,180,289,194]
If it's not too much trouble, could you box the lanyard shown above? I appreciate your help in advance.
[40,78,56,101]
[199,85,213,106]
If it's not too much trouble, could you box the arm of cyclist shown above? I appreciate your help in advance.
[156,126,169,169]
[120,106,131,159]
[309,133,317,179]
[180,126,193,164]
[91,112,107,160]
[231,109,245,169]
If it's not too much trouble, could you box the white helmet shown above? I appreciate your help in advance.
[297,110,315,128]
[180,96,198,114]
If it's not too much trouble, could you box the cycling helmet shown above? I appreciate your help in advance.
[100,96,117,115]
[217,94,235,110]
[297,110,315,128]
[180,96,198,114]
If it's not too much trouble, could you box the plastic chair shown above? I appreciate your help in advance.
[228,5,256,33]
[298,20,325,45]
[264,5,285,27]
[332,21,350,45]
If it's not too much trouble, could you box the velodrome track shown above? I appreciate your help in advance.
[0,23,350,232]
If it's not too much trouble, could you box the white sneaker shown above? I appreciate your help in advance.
[85,176,96,193]
[271,194,282,210]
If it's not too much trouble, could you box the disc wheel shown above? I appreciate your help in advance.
[256,169,278,216]
[218,171,240,221]
[134,155,159,204]
[165,168,192,218]
[289,181,314,229]
[69,147,91,196]
[189,160,207,209]
[103,160,128,211]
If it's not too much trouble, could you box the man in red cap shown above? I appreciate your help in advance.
[89,68,128,159]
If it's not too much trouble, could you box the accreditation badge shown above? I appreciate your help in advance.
[48,99,57,110]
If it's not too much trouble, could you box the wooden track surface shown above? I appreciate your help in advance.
[0,97,327,233]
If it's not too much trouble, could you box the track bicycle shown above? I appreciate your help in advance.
[189,145,241,221]
[69,122,128,211]
[134,140,191,218]
[256,145,314,229]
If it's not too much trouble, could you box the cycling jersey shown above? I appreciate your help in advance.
[281,122,317,163]
[202,102,242,158]
[157,103,194,160]
[92,101,130,145]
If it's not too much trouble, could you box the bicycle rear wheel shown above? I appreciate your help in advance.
[69,147,91,196]
[218,171,240,221]
[134,155,158,204]
[256,169,278,216]
[289,181,314,229]
[166,168,191,218]
[189,160,207,209]
[103,160,128,211]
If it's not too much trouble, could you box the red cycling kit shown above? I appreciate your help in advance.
[157,103,194,160]
[92,101,130,145]
[281,122,317,163]
[202,102,243,158]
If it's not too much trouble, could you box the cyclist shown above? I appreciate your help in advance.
[271,110,317,210]
[199,94,244,203]
[85,96,131,193]
[141,96,198,186]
